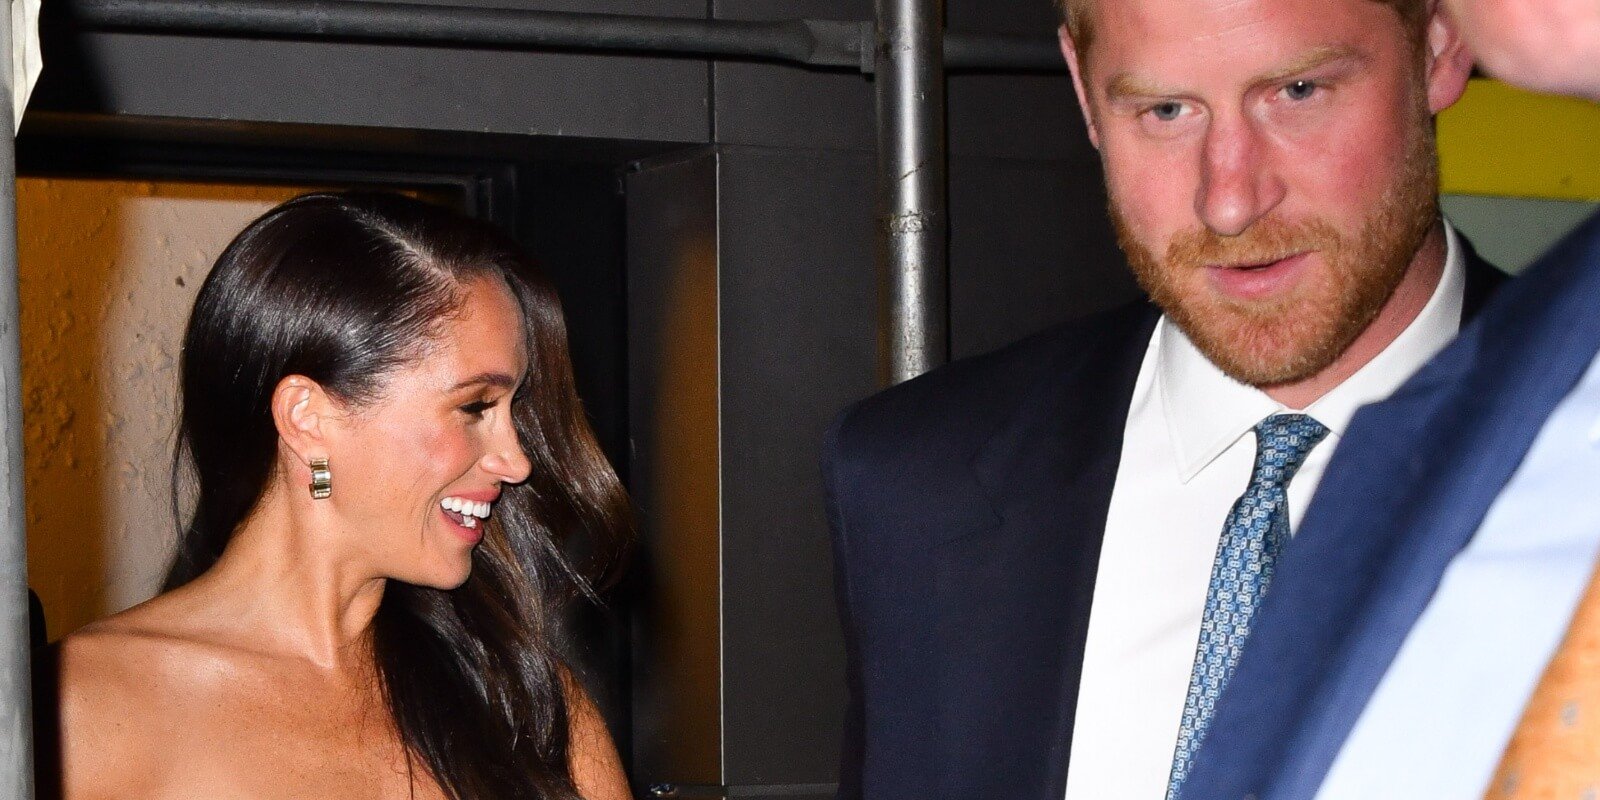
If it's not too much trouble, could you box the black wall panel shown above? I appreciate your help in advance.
[949,154,1138,359]
[716,146,876,786]
[36,0,711,143]
[626,148,726,789]
[711,0,874,151]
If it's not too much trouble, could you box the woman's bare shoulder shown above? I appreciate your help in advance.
[565,671,630,800]
[47,595,239,798]
[57,595,226,695]
[42,625,156,797]
[58,602,210,708]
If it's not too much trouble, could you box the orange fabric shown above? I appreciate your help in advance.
[1484,557,1600,799]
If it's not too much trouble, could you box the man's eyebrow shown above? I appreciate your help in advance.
[1102,45,1365,102]
[1104,72,1174,101]
[1252,45,1364,86]
[448,372,519,392]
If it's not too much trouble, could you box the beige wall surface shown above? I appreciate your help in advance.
[18,179,310,639]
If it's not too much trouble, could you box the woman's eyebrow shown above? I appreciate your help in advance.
[448,372,519,392]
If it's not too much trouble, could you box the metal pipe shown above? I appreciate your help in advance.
[63,0,863,66]
[875,0,948,385]
[57,0,1065,73]
[0,9,34,795]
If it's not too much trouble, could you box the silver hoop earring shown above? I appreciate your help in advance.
[309,458,332,500]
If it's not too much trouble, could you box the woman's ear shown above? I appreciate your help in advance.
[270,375,336,466]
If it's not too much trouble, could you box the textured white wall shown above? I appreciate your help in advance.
[17,180,310,639]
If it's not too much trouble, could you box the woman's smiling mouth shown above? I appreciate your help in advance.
[440,495,493,541]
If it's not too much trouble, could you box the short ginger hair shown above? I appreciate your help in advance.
[1057,0,1432,53]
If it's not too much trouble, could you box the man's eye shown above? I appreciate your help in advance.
[1149,101,1185,121]
[1283,80,1319,101]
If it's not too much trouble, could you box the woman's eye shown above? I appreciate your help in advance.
[1283,80,1319,101]
[1148,101,1186,122]
[460,400,494,417]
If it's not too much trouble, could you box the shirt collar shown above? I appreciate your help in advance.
[1158,221,1468,483]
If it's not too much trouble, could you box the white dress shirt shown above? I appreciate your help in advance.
[1062,226,1469,800]
[1315,341,1600,798]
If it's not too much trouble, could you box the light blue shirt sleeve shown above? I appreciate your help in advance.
[1314,346,1600,800]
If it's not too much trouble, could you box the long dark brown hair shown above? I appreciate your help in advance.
[167,191,630,799]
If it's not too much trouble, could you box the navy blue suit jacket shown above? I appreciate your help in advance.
[1180,212,1600,800]
[824,247,1506,800]
[824,300,1159,800]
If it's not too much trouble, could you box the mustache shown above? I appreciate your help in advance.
[1164,217,1342,269]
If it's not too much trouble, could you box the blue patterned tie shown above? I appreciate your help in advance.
[1165,413,1330,800]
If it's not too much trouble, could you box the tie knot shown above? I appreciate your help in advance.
[1250,413,1330,489]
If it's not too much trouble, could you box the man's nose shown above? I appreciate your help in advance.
[1195,116,1286,237]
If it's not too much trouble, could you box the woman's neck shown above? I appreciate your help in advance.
[185,479,388,675]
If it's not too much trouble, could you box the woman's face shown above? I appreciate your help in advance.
[323,275,533,589]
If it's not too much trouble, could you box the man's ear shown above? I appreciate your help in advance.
[271,374,337,468]
[1059,24,1101,149]
[1423,0,1475,113]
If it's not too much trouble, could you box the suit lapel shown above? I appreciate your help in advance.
[1183,212,1600,799]
[933,303,1157,800]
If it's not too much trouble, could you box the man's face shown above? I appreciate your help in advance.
[1064,0,1464,387]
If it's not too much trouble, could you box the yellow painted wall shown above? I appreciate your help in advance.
[1439,78,1600,201]
[17,180,312,639]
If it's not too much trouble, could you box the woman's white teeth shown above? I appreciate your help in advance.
[440,497,491,519]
